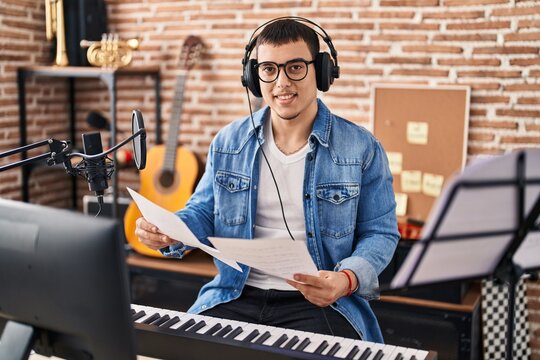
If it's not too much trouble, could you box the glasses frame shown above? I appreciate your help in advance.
[255,58,315,83]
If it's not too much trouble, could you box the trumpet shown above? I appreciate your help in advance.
[45,0,68,66]
[80,34,140,68]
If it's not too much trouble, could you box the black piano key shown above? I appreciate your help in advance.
[359,347,372,360]
[132,311,145,321]
[176,318,196,331]
[314,340,329,354]
[411,356,417,360]
[394,353,404,360]
[224,326,244,340]
[373,349,385,360]
[243,329,260,343]
[204,323,223,336]
[295,338,311,351]
[131,309,135,314]
[160,316,180,328]
[150,315,170,327]
[272,334,288,348]
[142,313,161,325]
[346,345,360,359]
[186,321,207,333]
[283,336,299,349]
[254,331,272,345]
[214,324,233,337]
[327,343,341,356]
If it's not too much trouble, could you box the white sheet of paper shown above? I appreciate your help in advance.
[126,187,242,271]
[208,237,318,281]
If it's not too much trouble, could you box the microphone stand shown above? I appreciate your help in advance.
[0,129,145,216]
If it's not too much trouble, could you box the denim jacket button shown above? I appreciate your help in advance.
[333,194,340,201]
[307,153,313,161]
[304,193,311,200]
[307,232,313,238]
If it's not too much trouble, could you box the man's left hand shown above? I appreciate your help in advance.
[286,270,357,307]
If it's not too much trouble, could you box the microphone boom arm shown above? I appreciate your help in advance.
[0,139,71,173]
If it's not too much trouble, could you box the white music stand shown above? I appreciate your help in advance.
[388,149,540,360]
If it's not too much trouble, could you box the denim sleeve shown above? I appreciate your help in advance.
[161,143,216,258]
[335,140,399,300]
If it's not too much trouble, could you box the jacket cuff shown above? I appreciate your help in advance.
[160,242,193,258]
[335,256,380,301]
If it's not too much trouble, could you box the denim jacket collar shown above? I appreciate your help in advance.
[244,98,332,148]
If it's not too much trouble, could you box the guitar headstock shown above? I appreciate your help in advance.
[179,35,204,71]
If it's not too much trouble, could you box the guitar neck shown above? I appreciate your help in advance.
[164,73,187,171]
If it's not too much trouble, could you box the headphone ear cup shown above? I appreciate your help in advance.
[315,52,334,92]
[243,59,262,98]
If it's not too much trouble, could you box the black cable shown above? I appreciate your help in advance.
[246,87,295,241]
[95,195,103,217]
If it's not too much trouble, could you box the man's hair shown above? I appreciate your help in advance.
[255,19,320,60]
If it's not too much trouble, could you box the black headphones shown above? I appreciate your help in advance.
[241,16,340,98]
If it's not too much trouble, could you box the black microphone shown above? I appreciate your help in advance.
[81,132,109,202]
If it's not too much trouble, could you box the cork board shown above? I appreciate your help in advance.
[372,84,470,223]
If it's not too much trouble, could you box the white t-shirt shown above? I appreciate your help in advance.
[245,122,310,290]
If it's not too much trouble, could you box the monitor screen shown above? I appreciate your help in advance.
[0,198,136,359]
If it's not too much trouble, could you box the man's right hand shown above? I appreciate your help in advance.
[135,217,180,250]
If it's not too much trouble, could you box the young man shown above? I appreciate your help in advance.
[135,18,399,342]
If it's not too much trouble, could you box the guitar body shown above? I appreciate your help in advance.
[124,145,199,257]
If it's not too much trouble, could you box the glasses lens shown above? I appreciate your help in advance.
[258,62,279,82]
[285,61,308,81]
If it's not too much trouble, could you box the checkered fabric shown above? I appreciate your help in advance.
[481,278,531,360]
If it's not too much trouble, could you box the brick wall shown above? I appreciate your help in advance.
[1,0,539,357]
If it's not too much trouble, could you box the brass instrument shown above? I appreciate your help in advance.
[80,34,140,68]
[45,0,68,66]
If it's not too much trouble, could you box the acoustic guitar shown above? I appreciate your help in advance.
[124,36,203,257]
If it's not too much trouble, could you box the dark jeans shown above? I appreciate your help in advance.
[201,285,361,340]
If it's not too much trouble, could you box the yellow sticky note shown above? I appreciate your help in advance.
[423,173,444,197]
[401,170,422,193]
[395,192,408,216]
[386,152,403,175]
[407,122,429,145]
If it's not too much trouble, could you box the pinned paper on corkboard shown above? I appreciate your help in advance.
[372,84,470,223]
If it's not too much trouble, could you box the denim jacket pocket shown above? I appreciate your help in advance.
[215,170,250,225]
[316,183,360,238]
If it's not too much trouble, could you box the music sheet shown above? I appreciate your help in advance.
[126,187,241,271]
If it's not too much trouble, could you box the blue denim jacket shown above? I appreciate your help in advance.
[163,99,399,342]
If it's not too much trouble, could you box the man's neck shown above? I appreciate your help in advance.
[271,101,317,148]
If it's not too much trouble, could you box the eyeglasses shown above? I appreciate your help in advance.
[255,58,315,83]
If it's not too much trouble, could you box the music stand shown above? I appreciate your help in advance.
[388,149,540,360]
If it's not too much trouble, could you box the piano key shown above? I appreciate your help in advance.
[132,310,146,321]
[159,316,180,329]
[203,323,223,335]
[331,338,356,358]
[234,323,261,341]
[150,314,170,327]
[314,340,329,354]
[253,331,272,344]
[135,311,160,324]
[358,346,372,360]
[272,333,288,347]
[327,342,342,356]
[214,324,233,337]
[224,326,244,340]
[373,349,384,360]
[403,348,421,359]
[295,337,311,351]
[186,320,207,333]
[346,345,360,359]
[260,326,289,347]
[302,333,331,353]
[283,335,299,349]
[176,318,196,332]
[242,329,260,343]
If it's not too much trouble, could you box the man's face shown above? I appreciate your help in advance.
[257,41,318,122]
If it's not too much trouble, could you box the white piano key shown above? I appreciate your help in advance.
[234,322,263,341]
[327,337,355,357]
[260,326,289,346]
[414,349,429,360]
[403,348,421,359]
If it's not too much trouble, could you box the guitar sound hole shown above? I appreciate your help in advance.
[159,171,175,188]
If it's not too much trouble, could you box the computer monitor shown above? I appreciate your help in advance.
[0,198,136,360]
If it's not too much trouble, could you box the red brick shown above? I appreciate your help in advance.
[470,120,518,130]
[445,0,508,5]
[492,5,540,16]
[423,10,484,19]
[380,0,439,5]
[391,69,449,77]
[531,70,540,78]
[505,83,540,91]
[319,0,370,6]
[458,70,521,78]
[470,108,487,116]
[371,34,428,41]
[433,34,497,41]
[505,32,540,42]
[519,19,540,29]
[469,133,495,141]
[518,97,540,105]
[260,1,311,8]
[447,21,511,30]
[497,109,540,118]
[468,146,504,155]
[438,58,501,66]
[373,57,432,64]
[357,11,415,18]
[403,45,463,53]
[510,58,540,66]
[526,124,540,132]
[471,96,510,104]
[474,46,539,55]
[501,136,540,144]
[380,23,439,30]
